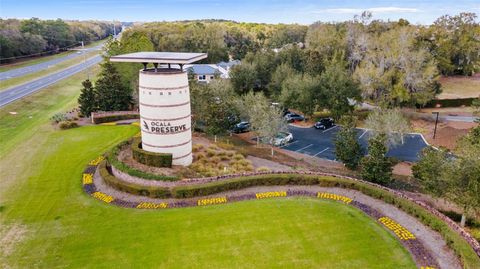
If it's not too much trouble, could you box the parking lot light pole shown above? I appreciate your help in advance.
[432,112,439,139]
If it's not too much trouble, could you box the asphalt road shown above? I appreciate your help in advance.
[0,44,103,81]
[281,125,429,162]
[0,55,102,107]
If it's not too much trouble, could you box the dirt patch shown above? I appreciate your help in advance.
[0,222,27,259]
[411,119,478,150]
[247,156,292,171]
[393,162,413,176]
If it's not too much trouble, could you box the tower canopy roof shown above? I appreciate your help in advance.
[110,52,207,64]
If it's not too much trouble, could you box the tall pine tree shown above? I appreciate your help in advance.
[360,134,393,185]
[78,79,96,117]
[95,61,132,111]
[334,116,363,169]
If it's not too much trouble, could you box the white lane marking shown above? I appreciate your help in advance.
[280,140,298,148]
[359,129,368,139]
[313,147,329,157]
[296,144,313,152]
[322,125,338,133]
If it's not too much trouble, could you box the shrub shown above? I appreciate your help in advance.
[217,142,235,150]
[220,155,231,161]
[50,112,68,123]
[194,152,206,161]
[99,161,171,198]
[58,121,78,130]
[131,138,172,168]
[232,154,244,161]
[105,140,178,181]
[206,148,217,157]
[210,156,221,164]
[256,166,271,172]
[92,113,139,124]
[192,144,204,153]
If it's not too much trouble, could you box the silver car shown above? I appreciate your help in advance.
[272,132,293,146]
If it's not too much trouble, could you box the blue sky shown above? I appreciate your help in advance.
[1,0,479,24]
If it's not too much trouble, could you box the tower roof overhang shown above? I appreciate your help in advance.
[110,52,207,64]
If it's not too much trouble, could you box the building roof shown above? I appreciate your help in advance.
[217,60,241,69]
[186,64,220,75]
[110,52,207,64]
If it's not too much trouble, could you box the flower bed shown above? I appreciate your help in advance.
[197,197,227,206]
[317,192,352,204]
[92,191,114,203]
[82,173,93,185]
[88,156,104,166]
[379,217,416,240]
[256,191,287,199]
[137,202,168,209]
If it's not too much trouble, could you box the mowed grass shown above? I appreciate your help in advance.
[0,65,99,156]
[1,128,415,268]
[438,75,480,99]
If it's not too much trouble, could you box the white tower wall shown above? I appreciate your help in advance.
[138,69,192,166]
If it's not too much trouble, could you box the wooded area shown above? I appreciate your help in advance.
[107,13,479,109]
[0,18,121,61]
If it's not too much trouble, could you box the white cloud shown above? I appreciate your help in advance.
[314,7,420,14]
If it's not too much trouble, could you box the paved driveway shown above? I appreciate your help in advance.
[281,125,429,162]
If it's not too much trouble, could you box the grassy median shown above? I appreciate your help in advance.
[0,50,101,91]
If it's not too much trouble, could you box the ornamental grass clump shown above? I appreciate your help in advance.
[256,166,270,172]
[206,148,217,157]
[192,144,204,153]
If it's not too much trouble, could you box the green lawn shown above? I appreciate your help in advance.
[1,61,415,268]
[0,127,415,268]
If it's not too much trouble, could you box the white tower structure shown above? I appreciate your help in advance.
[110,52,207,166]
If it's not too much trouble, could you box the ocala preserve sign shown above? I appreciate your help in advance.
[142,120,187,134]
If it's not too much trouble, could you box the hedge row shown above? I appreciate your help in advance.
[92,113,139,124]
[422,97,476,108]
[105,140,179,181]
[131,137,172,168]
[100,161,172,198]
[97,164,480,267]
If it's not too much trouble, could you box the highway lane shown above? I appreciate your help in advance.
[0,55,102,107]
[0,44,103,81]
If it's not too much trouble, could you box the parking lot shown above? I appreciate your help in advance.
[281,125,429,162]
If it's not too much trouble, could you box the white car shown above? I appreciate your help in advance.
[272,132,293,146]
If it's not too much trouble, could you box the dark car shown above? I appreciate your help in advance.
[314,118,335,130]
[285,113,305,123]
[232,121,251,133]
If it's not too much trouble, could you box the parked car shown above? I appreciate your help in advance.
[314,118,335,130]
[285,113,305,123]
[232,121,251,133]
[272,132,293,146]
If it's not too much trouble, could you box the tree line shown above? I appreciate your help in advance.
[0,18,121,62]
